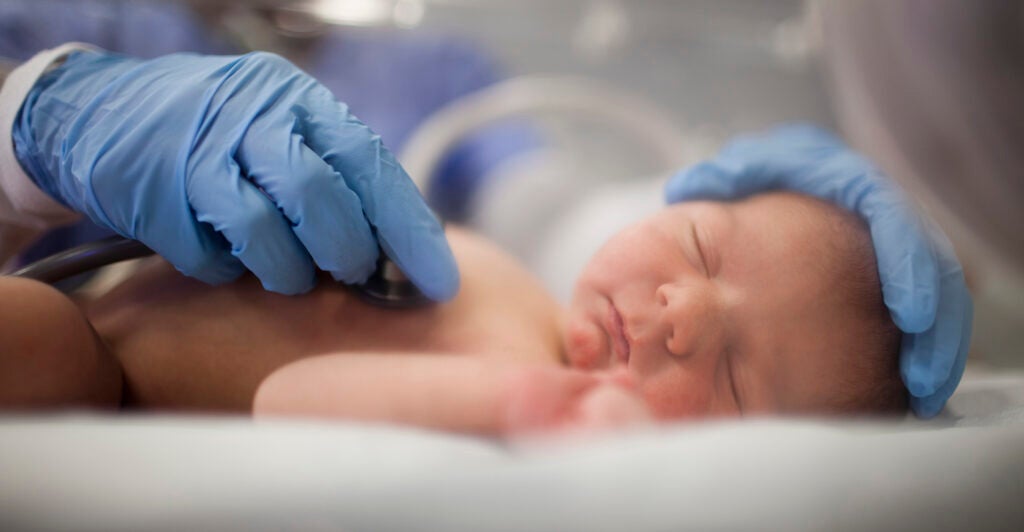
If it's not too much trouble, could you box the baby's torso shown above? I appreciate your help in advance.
[81,228,565,412]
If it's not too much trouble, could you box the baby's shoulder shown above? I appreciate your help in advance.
[445,226,551,301]
[443,226,564,360]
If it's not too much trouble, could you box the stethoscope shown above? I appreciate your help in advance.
[11,235,432,309]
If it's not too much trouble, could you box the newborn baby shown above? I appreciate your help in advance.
[0,192,904,435]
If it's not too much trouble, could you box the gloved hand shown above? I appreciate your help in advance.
[665,124,973,418]
[12,50,458,300]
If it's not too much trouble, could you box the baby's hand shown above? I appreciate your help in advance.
[570,370,654,432]
[501,367,653,438]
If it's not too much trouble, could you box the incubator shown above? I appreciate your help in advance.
[1,1,1023,531]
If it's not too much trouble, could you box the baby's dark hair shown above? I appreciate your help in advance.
[817,203,907,415]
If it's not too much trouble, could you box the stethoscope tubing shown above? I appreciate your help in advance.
[11,236,154,284]
[10,235,431,309]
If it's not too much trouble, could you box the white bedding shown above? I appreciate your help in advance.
[2,367,1023,532]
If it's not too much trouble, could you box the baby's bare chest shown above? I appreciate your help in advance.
[82,258,563,411]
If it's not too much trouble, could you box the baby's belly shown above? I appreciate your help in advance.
[82,230,565,412]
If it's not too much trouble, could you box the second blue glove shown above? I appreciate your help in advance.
[665,125,973,418]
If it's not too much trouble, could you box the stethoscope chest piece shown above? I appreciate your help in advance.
[353,256,432,309]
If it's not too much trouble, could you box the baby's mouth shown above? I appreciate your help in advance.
[607,301,632,365]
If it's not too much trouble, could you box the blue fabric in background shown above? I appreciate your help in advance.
[1,0,537,264]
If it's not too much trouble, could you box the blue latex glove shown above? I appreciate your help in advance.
[13,50,458,300]
[665,124,973,418]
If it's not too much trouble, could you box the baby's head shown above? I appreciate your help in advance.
[564,192,905,419]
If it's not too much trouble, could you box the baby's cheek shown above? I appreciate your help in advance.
[639,372,714,420]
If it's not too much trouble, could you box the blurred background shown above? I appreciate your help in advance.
[423,0,831,131]
[2,0,1019,366]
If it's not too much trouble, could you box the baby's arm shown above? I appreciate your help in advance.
[253,354,652,437]
[0,277,122,409]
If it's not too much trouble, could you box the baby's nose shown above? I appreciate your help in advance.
[655,282,719,358]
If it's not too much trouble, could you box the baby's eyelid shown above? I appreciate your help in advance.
[690,224,710,278]
[726,349,742,413]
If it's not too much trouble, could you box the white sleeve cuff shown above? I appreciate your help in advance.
[0,43,98,268]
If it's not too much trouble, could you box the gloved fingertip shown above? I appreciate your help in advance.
[330,261,376,286]
[260,269,316,296]
[393,239,461,303]
[321,239,378,287]
[890,307,935,335]
[664,161,737,203]
[663,170,692,203]
[418,263,461,303]
[194,268,245,287]
[900,293,971,418]
[909,393,946,419]
[901,344,942,398]
[903,374,936,399]
[908,300,972,418]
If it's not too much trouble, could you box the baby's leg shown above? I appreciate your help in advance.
[0,277,122,409]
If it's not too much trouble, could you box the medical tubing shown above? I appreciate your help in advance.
[399,76,689,193]
[10,236,153,283]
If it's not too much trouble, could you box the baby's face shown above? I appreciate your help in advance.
[565,192,873,419]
